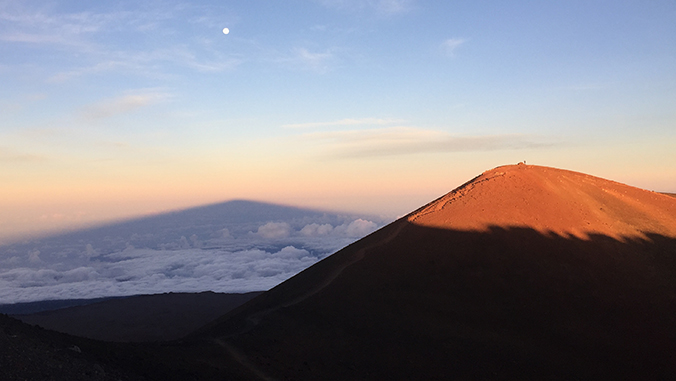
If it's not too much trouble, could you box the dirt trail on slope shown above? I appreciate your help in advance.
[215,220,409,374]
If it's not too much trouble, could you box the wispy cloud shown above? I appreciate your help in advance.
[79,90,171,121]
[562,84,604,91]
[0,32,76,45]
[316,0,414,15]
[48,60,133,83]
[441,38,466,57]
[2,3,241,81]
[372,0,414,15]
[282,117,404,129]
[48,46,242,83]
[0,6,125,50]
[281,47,335,73]
[303,127,550,158]
[0,147,47,163]
[96,140,129,150]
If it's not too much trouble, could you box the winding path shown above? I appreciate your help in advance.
[214,219,409,380]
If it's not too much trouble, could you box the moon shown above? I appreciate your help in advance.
[222,27,230,35]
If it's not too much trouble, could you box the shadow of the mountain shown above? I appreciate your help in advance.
[1,199,364,253]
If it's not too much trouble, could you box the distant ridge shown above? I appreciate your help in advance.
[14,291,263,342]
[0,297,121,315]
[189,164,676,380]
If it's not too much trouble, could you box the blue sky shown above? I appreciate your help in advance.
[1,0,675,243]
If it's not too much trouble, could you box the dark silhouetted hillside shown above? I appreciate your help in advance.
[15,291,262,342]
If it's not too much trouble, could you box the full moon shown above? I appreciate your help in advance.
[222,28,230,35]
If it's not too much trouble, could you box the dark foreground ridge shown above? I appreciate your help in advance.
[4,225,675,380]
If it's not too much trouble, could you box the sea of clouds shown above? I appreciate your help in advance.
[0,201,386,304]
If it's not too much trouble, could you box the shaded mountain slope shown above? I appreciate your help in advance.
[14,291,262,342]
[190,164,676,380]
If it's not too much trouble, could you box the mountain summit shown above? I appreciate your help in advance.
[190,164,676,380]
[409,163,676,239]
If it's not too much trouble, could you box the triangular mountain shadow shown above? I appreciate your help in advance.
[3,199,370,249]
[0,199,384,275]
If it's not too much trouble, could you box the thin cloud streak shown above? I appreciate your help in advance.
[79,90,171,121]
[296,47,332,71]
[304,127,552,158]
[276,47,336,73]
[283,117,405,129]
[0,147,47,163]
[441,38,466,57]
[48,46,243,83]
[316,0,414,15]
[373,0,414,15]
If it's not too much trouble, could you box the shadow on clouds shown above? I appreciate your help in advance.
[0,200,386,304]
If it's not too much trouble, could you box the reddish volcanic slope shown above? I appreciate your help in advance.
[190,164,676,380]
[410,163,676,239]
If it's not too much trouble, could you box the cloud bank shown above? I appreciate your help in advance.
[0,246,318,303]
[0,201,385,304]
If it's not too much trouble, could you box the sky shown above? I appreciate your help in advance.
[2,0,676,244]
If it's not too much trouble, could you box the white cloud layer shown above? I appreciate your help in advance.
[0,246,318,303]
[0,201,385,304]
